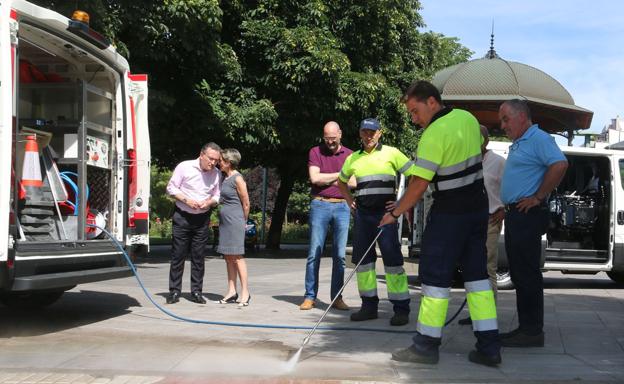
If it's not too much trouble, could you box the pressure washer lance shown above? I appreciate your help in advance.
[298,227,385,352]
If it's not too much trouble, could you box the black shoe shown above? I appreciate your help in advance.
[166,292,180,304]
[458,316,472,326]
[468,350,501,367]
[350,308,378,322]
[501,331,544,347]
[190,292,206,304]
[391,346,439,365]
[218,293,238,304]
[390,312,409,326]
[238,295,251,307]
[499,327,522,339]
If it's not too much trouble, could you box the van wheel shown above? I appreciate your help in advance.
[0,290,65,309]
[497,268,515,290]
[607,270,624,284]
[129,244,148,262]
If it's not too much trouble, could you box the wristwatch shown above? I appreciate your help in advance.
[390,210,401,219]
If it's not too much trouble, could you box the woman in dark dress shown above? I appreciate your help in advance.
[217,149,251,306]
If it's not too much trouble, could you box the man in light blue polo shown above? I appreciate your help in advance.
[498,99,568,347]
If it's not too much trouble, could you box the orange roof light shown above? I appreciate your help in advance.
[71,10,90,25]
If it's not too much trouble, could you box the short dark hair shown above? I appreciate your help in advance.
[401,80,443,104]
[201,142,221,154]
[503,99,532,120]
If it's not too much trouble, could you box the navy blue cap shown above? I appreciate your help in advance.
[360,118,381,131]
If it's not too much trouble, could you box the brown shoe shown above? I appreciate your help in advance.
[331,298,349,311]
[299,298,315,310]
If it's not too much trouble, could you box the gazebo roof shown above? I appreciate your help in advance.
[431,47,593,133]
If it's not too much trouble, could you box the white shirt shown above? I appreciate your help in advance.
[483,150,505,214]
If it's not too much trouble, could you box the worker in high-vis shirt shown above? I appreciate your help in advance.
[379,80,501,367]
[337,118,417,327]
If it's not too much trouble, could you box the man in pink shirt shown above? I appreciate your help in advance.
[166,142,222,304]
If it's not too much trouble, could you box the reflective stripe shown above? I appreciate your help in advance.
[356,174,396,183]
[472,318,498,332]
[466,290,497,321]
[359,288,378,297]
[388,291,411,301]
[436,170,483,191]
[398,160,415,174]
[356,262,376,273]
[355,187,395,196]
[385,272,408,294]
[465,279,492,293]
[417,322,442,338]
[357,268,377,292]
[418,295,449,327]
[421,284,450,299]
[339,170,349,181]
[436,153,482,176]
[385,265,405,275]
[415,158,439,173]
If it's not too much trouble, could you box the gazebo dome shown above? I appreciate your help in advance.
[431,47,593,134]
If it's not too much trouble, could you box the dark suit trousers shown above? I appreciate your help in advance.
[504,203,548,335]
[169,207,211,294]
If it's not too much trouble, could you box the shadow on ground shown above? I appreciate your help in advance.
[0,290,139,338]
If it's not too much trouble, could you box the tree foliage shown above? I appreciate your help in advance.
[31,0,472,248]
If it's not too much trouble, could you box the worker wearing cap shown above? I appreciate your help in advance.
[337,118,417,326]
[379,80,501,366]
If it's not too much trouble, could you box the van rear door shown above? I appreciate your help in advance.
[0,5,18,261]
[125,73,150,250]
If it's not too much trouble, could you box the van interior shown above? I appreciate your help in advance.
[546,154,611,262]
[12,21,119,247]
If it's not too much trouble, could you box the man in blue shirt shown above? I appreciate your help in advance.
[499,99,568,347]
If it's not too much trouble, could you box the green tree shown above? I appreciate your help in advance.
[31,0,471,249]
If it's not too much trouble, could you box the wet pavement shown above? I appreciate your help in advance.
[1,244,623,383]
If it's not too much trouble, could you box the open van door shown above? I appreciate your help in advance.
[0,4,18,263]
[125,73,150,257]
[610,155,624,283]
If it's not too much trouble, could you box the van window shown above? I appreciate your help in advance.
[619,159,624,189]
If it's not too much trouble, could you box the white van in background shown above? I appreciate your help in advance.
[0,0,150,307]
[489,141,624,288]
[408,140,624,288]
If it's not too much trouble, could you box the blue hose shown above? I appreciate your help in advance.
[90,224,466,332]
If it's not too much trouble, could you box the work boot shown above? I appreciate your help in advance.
[390,312,409,326]
[331,297,349,311]
[458,316,472,326]
[391,346,439,364]
[468,350,501,367]
[501,331,544,348]
[299,298,315,310]
[350,308,378,321]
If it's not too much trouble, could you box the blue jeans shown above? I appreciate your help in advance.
[304,199,350,300]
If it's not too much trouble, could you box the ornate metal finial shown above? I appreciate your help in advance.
[485,19,499,59]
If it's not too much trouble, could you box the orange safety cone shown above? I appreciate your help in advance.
[21,135,43,201]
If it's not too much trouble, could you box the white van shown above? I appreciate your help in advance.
[408,140,624,288]
[0,0,150,307]
[489,141,624,288]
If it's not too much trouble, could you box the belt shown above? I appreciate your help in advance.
[313,196,346,203]
[504,202,547,212]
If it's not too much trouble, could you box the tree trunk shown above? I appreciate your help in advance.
[266,165,297,250]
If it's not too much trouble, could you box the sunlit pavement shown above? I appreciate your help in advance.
[1,244,623,383]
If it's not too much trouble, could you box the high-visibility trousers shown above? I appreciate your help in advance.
[352,208,410,314]
[414,208,500,356]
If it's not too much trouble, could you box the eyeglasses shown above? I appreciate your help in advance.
[323,136,338,142]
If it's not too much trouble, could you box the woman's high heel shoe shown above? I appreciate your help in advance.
[238,295,251,307]
[218,293,238,304]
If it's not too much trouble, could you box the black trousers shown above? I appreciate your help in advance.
[504,203,548,335]
[169,207,211,294]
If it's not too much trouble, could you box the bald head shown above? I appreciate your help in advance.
[322,121,342,153]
